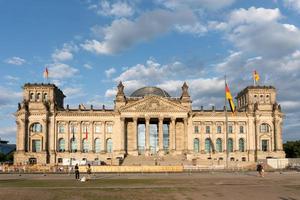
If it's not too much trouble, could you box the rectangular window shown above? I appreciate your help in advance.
[239,126,244,134]
[32,140,41,152]
[82,125,89,133]
[217,126,222,134]
[206,126,210,134]
[229,125,233,134]
[70,125,77,133]
[58,124,64,133]
[262,140,268,151]
[194,126,199,134]
[95,125,101,133]
[107,124,113,133]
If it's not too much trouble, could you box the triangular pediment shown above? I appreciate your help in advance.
[120,96,189,113]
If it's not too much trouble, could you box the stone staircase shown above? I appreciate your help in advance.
[121,154,191,166]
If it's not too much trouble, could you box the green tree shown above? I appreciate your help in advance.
[283,140,300,158]
[0,152,6,162]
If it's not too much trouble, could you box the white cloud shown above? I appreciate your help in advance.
[157,0,235,10]
[46,63,79,79]
[175,22,207,36]
[157,80,183,93]
[105,67,116,78]
[0,126,16,142]
[0,126,16,137]
[115,58,185,83]
[105,88,117,97]
[283,0,300,14]
[52,50,73,61]
[83,64,93,69]
[4,75,19,82]
[281,101,300,110]
[224,7,300,58]
[90,0,134,17]
[5,57,26,65]
[81,9,197,54]
[63,87,85,99]
[52,43,78,62]
[0,86,22,108]
[228,7,281,26]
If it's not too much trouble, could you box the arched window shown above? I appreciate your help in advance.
[106,138,113,153]
[94,138,101,153]
[43,93,48,101]
[205,138,212,153]
[37,93,41,101]
[216,138,222,152]
[228,138,233,152]
[239,138,245,152]
[82,139,89,153]
[31,123,42,133]
[70,139,77,152]
[193,138,200,153]
[58,138,65,152]
[260,123,271,133]
[30,93,35,101]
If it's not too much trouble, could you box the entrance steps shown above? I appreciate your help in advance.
[121,154,192,166]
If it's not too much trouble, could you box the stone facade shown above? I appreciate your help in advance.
[14,82,285,165]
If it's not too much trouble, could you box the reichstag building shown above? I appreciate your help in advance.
[14,82,285,165]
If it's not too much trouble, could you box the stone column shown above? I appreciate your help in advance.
[120,118,125,152]
[42,120,48,151]
[90,122,94,152]
[158,117,164,152]
[183,118,188,152]
[133,118,138,151]
[170,117,176,151]
[79,121,82,152]
[101,121,106,153]
[66,121,70,152]
[145,117,150,153]
[276,119,283,151]
[234,122,238,151]
[16,120,25,152]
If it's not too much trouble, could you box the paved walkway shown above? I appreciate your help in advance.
[0,171,299,200]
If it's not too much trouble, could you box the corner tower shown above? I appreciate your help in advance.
[14,83,65,165]
[236,86,284,160]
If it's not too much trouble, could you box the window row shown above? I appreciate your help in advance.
[29,92,48,102]
[194,123,271,134]
[57,138,113,153]
[193,138,246,153]
[58,123,113,134]
[194,125,245,134]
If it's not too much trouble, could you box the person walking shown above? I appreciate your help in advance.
[86,164,92,180]
[75,164,80,180]
[256,163,264,177]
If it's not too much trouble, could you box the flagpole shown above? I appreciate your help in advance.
[224,75,229,169]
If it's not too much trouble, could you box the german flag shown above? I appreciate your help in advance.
[225,83,235,113]
[253,70,260,83]
[43,67,49,79]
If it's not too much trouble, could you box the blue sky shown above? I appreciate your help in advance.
[1,0,300,143]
